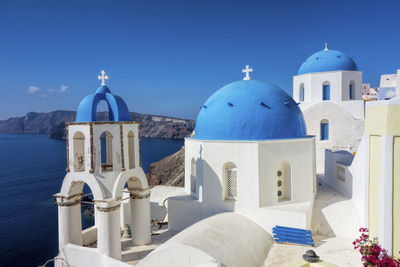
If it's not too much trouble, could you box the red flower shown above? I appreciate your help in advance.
[353,227,400,266]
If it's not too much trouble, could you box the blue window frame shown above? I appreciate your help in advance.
[349,84,354,99]
[320,122,329,140]
[323,84,330,100]
[300,86,304,101]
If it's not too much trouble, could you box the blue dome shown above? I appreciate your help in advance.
[195,80,307,140]
[76,85,131,122]
[297,49,358,75]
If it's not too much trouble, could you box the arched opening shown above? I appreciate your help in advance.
[100,131,113,171]
[96,100,111,121]
[299,83,305,101]
[277,161,291,202]
[63,181,97,248]
[128,131,135,169]
[81,184,96,237]
[320,119,329,140]
[191,158,196,195]
[322,81,330,100]
[223,162,237,200]
[349,81,355,100]
[120,176,143,231]
[73,131,85,172]
[121,177,151,246]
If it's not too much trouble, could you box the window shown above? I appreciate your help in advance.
[299,84,305,101]
[323,82,330,100]
[128,131,135,169]
[224,163,237,199]
[349,81,355,100]
[191,158,196,195]
[73,131,85,172]
[100,131,113,171]
[320,120,329,140]
[337,165,346,182]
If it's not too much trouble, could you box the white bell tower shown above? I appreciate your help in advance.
[54,71,151,263]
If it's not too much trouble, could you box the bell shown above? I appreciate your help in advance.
[122,224,132,238]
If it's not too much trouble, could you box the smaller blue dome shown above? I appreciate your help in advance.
[195,80,307,140]
[297,49,358,75]
[76,85,131,122]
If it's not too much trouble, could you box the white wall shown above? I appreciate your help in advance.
[258,138,316,206]
[293,71,363,104]
[300,102,364,172]
[324,150,354,198]
[349,134,369,225]
[169,137,316,232]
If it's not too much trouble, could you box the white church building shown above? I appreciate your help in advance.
[168,67,317,232]
[293,44,365,172]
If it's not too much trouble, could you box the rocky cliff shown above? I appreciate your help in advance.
[147,146,185,187]
[0,110,195,139]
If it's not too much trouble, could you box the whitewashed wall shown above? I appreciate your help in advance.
[169,137,316,232]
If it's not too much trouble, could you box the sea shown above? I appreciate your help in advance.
[0,134,183,267]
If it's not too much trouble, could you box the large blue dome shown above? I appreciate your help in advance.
[297,49,358,75]
[76,85,131,122]
[194,80,307,140]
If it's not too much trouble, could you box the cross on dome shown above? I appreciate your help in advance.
[242,65,253,80]
[98,70,109,86]
[324,43,328,51]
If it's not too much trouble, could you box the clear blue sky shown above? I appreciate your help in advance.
[1,0,399,120]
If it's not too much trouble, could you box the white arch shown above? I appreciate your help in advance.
[60,172,106,200]
[112,168,149,199]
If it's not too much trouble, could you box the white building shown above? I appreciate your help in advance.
[293,44,365,172]
[324,80,400,258]
[168,68,317,234]
[378,69,400,100]
[54,71,151,265]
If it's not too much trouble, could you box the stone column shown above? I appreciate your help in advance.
[55,193,83,251]
[96,199,121,260]
[130,189,151,245]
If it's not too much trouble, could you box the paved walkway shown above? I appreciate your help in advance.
[263,181,362,267]
[122,225,179,265]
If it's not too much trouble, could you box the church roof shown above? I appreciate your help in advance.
[75,71,131,122]
[194,79,307,140]
[297,46,358,75]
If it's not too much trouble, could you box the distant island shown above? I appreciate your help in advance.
[0,110,195,139]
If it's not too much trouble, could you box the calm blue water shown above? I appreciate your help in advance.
[0,134,183,267]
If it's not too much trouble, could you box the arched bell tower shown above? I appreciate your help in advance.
[54,71,151,263]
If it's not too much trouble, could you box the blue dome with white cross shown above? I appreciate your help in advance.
[297,46,358,75]
[75,71,131,122]
[194,79,307,140]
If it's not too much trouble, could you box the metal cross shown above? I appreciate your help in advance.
[242,65,253,80]
[98,70,109,86]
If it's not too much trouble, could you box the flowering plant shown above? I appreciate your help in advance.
[353,227,400,266]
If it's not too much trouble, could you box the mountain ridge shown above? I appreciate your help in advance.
[0,110,195,139]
